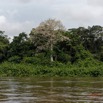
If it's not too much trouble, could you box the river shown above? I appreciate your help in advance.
[0,77,103,103]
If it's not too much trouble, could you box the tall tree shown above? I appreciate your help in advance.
[30,19,66,62]
[0,31,9,62]
[8,32,34,58]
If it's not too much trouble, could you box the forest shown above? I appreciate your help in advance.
[0,19,103,77]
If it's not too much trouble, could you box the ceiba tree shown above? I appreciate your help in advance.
[30,19,66,62]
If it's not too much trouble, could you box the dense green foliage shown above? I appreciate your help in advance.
[0,61,103,77]
[1,19,103,77]
[0,31,9,62]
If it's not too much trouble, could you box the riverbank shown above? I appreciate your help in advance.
[0,61,103,77]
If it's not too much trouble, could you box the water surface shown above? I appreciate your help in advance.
[0,77,103,103]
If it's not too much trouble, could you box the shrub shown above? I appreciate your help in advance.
[22,57,41,64]
[57,52,71,63]
[8,56,21,63]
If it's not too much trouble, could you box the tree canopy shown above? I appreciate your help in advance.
[30,19,66,62]
[0,19,103,65]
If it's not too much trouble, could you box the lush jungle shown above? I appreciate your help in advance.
[1,19,103,77]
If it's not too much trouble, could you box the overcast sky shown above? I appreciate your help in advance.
[0,0,103,38]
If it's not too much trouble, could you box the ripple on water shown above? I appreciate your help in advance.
[0,77,102,103]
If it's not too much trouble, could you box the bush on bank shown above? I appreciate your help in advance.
[0,60,103,77]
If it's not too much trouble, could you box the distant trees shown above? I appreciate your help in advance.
[8,32,35,60]
[1,19,103,64]
[66,25,103,62]
[0,31,9,62]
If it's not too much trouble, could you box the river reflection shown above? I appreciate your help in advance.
[0,77,103,103]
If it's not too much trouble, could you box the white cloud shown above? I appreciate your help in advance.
[87,0,103,7]
[0,16,6,24]
[17,0,33,3]
[0,15,33,38]
[0,0,33,4]
[49,0,103,27]
[0,0,103,38]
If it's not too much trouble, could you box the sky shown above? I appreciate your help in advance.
[0,0,103,38]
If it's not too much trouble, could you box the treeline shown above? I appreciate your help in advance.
[0,19,103,77]
[0,19,103,65]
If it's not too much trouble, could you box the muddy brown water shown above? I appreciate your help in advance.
[0,77,103,103]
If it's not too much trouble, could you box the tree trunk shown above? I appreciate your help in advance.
[50,43,53,62]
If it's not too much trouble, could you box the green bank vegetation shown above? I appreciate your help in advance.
[1,19,103,77]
